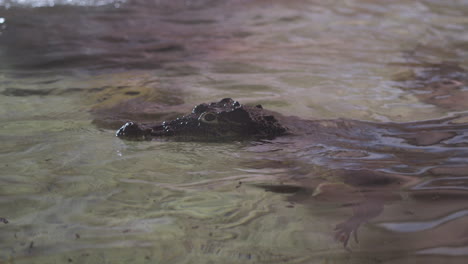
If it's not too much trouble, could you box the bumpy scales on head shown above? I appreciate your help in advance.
[116,98,288,141]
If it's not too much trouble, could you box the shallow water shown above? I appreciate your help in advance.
[1,0,468,263]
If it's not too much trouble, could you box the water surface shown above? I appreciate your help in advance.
[1,0,468,263]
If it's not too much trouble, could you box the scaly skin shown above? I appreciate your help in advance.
[116,98,288,141]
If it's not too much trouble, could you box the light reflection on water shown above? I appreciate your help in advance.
[0,0,468,263]
[379,209,468,233]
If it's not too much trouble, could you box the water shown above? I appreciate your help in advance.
[1,0,468,263]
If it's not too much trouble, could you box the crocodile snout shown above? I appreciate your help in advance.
[116,122,149,139]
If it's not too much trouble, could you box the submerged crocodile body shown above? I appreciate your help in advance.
[115,98,468,247]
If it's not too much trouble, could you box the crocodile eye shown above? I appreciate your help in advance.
[199,112,218,123]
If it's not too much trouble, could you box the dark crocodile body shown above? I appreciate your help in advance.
[116,98,288,141]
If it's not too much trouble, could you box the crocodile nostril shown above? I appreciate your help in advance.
[116,122,140,137]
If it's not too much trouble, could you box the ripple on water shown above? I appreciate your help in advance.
[1,0,468,263]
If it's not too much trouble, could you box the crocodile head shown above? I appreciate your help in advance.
[116,98,288,141]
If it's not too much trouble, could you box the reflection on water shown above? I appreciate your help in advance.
[379,209,468,233]
[1,0,468,263]
[393,62,468,111]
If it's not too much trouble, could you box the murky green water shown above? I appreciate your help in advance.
[1,0,468,263]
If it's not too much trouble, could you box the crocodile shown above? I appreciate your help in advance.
[115,97,394,144]
[116,98,288,141]
[115,97,468,247]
